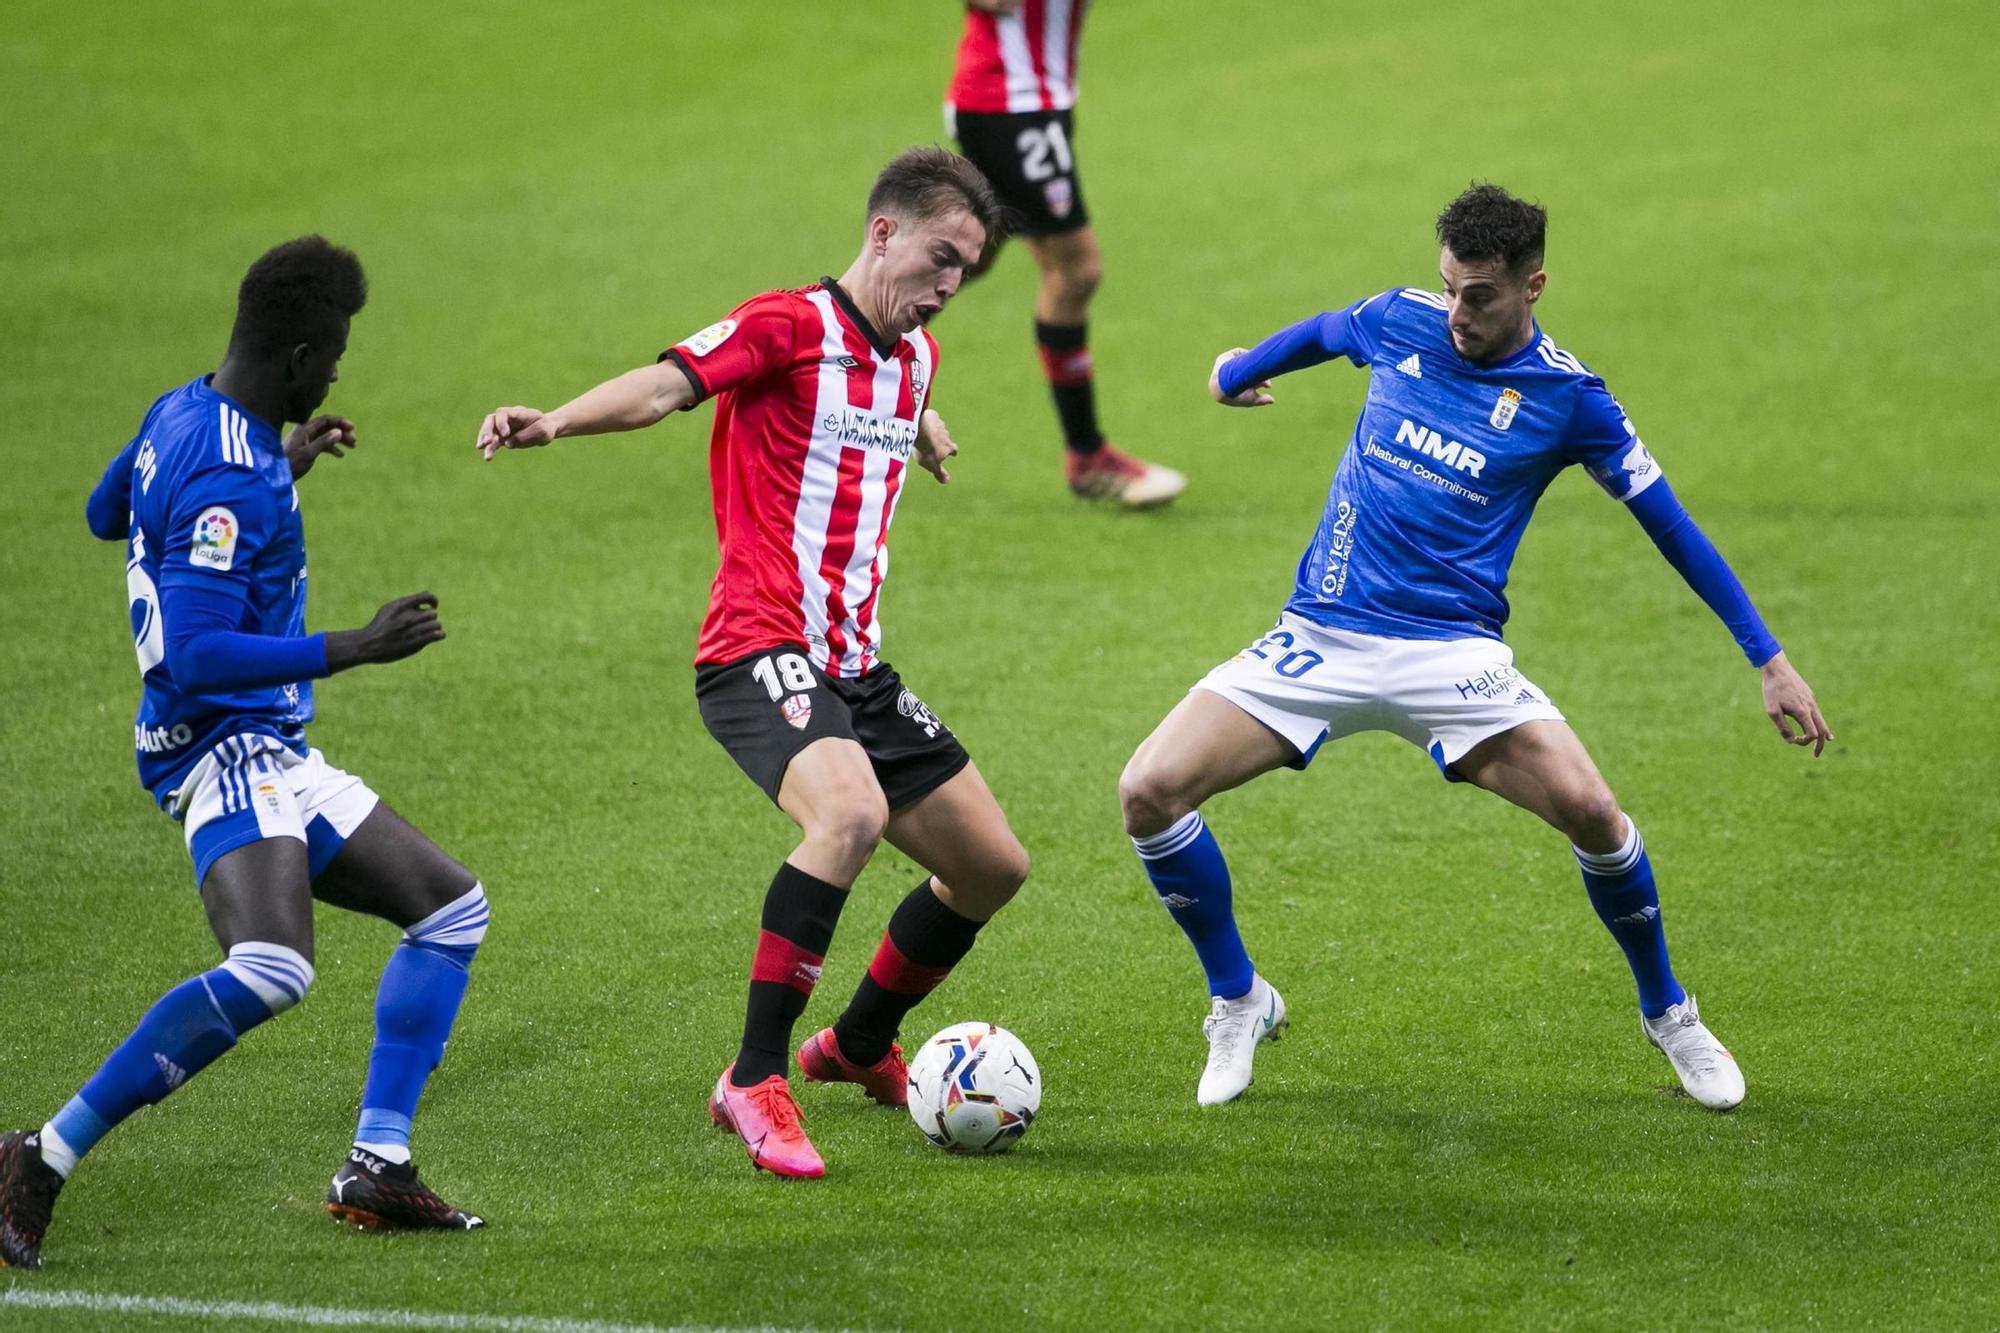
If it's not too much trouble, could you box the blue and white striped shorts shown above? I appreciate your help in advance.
[170,737,380,888]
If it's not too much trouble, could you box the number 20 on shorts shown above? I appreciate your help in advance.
[1244,629,1323,680]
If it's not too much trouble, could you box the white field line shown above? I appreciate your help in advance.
[0,1286,844,1333]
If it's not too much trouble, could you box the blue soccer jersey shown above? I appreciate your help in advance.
[1226,288,1664,643]
[90,377,315,802]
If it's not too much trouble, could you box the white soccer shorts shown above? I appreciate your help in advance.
[172,737,380,886]
[1194,612,1567,779]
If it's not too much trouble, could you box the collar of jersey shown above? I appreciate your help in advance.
[192,375,283,452]
[819,276,898,360]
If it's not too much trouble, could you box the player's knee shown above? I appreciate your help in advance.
[405,882,490,970]
[1118,756,1188,837]
[1559,786,1625,849]
[216,941,316,1025]
[1053,252,1101,304]
[988,838,1031,900]
[811,792,891,862]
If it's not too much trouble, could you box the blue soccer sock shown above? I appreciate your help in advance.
[355,884,488,1163]
[39,943,313,1178]
[1575,817,1686,1019]
[1133,811,1256,1000]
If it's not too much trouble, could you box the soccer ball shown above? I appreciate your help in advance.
[906,1022,1041,1154]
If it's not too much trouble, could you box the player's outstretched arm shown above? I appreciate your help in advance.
[915,408,958,484]
[285,415,356,480]
[478,362,697,460]
[1210,301,1386,408]
[1622,479,1832,756]
[159,585,443,696]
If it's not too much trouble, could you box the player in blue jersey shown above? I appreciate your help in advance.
[1118,184,1831,1111]
[0,238,488,1270]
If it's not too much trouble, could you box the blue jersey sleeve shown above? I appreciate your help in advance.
[1217,291,1396,399]
[1568,383,1777,663]
[1627,480,1781,667]
[1564,380,1664,502]
[160,578,328,693]
[155,464,278,596]
[86,439,140,541]
[152,464,327,693]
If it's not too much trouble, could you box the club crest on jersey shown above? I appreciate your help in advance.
[189,506,239,571]
[681,318,738,357]
[1043,177,1074,220]
[782,694,813,730]
[1490,388,1523,431]
[908,360,928,404]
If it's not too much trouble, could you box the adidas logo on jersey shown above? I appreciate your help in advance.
[1395,353,1423,378]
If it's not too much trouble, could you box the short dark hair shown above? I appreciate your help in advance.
[866,146,1006,244]
[230,235,367,356]
[1435,183,1546,275]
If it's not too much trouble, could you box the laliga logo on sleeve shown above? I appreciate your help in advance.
[1490,388,1523,431]
[681,318,738,357]
[189,506,239,571]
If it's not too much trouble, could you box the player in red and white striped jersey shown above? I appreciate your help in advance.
[477,149,1032,1179]
[947,0,1186,507]
[948,0,1083,115]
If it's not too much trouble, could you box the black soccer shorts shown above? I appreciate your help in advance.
[950,106,1090,237]
[694,646,970,812]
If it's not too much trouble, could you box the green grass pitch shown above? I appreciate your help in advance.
[3,1,1996,1328]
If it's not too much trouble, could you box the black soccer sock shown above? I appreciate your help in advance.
[833,878,985,1066]
[1035,320,1104,455]
[733,862,847,1086]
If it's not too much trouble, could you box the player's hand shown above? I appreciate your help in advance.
[967,0,1024,14]
[285,415,356,480]
[326,593,446,672]
[478,406,557,460]
[1210,349,1274,407]
[1759,651,1832,757]
[915,408,957,485]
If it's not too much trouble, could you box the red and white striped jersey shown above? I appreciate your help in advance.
[947,0,1088,115]
[664,280,938,678]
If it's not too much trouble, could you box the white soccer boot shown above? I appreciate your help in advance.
[1197,975,1287,1106]
[1642,993,1745,1111]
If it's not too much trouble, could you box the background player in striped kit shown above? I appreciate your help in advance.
[477,148,1031,1179]
[0,238,488,1270]
[946,0,1186,507]
[1118,185,1832,1110]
